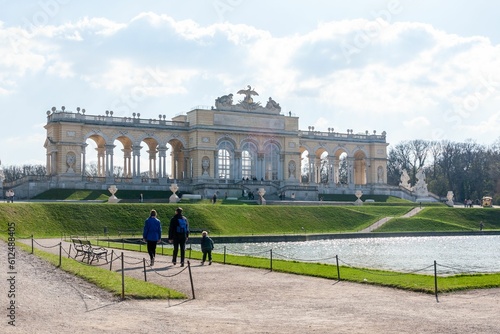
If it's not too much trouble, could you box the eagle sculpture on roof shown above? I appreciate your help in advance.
[237,85,259,104]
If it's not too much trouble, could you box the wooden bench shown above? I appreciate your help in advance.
[71,238,89,259]
[71,238,108,264]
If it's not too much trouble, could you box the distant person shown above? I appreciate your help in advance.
[168,207,189,267]
[142,209,162,266]
[200,230,214,265]
[212,192,217,204]
[480,221,484,231]
[140,193,143,203]
[7,189,14,203]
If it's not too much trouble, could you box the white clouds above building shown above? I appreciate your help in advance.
[1,0,500,165]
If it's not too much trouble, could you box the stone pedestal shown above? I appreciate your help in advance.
[108,185,120,203]
[354,190,363,206]
[169,183,180,203]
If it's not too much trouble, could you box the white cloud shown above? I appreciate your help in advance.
[2,5,500,165]
[82,59,198,96]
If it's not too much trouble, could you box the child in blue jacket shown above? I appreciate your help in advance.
[200,230,214,265]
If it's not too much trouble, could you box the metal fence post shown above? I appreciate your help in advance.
[270,249,273,271]
[59,242,62,267]
[434,260,439,302]
[336,255,341,281]
[187,261,195,299]
[121,252,125,300]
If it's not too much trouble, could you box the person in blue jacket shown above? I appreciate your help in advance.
[200,230,214,265]
[168,207,189,267]
[142,209,162,266]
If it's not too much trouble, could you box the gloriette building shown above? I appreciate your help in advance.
[39,86,390,200]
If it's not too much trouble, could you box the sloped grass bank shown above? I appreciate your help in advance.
[376,208,500,232]
[0,203,412,237]
[11,240,185,299]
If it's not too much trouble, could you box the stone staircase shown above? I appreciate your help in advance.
[359,207,423,233]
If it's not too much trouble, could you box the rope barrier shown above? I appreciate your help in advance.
[225,248,272,256]
[32,239,60,249]
[272,251,338,262]
[436,262,491,275]
[338,258,434,276]
[147,264,189,278]
[122,258,145,265]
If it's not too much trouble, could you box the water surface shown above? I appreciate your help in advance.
[209,235,500,274]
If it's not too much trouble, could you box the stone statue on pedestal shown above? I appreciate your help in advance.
[412,168,428,197]
[399,169,411,190]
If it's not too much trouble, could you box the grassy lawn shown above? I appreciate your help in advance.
[376,207,500,232]
[9,239,186,300]
[1,201,499,294]
[0,203,414,237]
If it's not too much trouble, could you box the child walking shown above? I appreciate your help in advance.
[200,230,214,265]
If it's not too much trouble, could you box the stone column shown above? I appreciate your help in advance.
[347,157,354,186]
[147,149,157,178]
[257,153,265,180]
[96,147,105,177]
[81,143,87,176]
[51,152,57,175]
[46,153,51,176]
[105,144,115,177]
[132,145,142,178]
[122,148,132,177]
[158,146,167,178]
[234,151,241,181]
[328,156,335,185]
[279,153,284,181]
[308,154,315,184]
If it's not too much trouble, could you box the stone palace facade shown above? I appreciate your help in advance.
[38,87,391,200]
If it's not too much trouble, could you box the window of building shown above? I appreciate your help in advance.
[217,140,233,179]
[241,142,257,180]
[264,142,280,180]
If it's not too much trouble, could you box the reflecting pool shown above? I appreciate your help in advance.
[210,235,500,275]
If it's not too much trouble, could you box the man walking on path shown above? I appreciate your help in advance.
[168,207,189,266]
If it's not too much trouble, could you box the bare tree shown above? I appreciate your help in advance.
[2,164,46,183]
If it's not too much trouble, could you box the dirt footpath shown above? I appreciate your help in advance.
[2,239,500,333]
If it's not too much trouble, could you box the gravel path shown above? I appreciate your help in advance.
[2,238,500,333]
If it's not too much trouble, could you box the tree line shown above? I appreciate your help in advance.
[1,164,46,183]
[387,138,500,204]
[1,163,155,184]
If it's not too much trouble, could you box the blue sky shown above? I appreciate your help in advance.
[1,0,500,166]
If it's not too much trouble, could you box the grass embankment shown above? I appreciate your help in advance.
[2,202,499,294]
[0,203,413,237]
[32,189,175,201]
[376,207,500,232]
[7,239,186,299]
